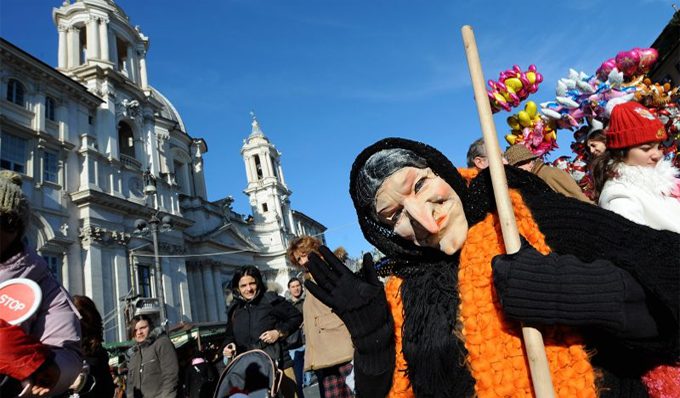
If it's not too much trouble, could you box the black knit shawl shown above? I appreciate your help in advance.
[350,138,680,397]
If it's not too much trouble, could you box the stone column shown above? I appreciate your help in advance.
[109,29,118,67]
[99,18,109,62]
[58,25,67,69]
[112,250,129,341]
[66,27,74,69]
[138,50,148,89]
[33,92,46,133]
[175,260,192,323]
[82,233,105,308]
[144,114,160,175]
[57,103,69,141]
[277,164,286,185]
[126,45,136,81]
[68,26,80,68]
[261,150,273,177]
[201,264,219,321]
[212,269,226,321]
[249,156,258,180]
[86,17,100,60]
[243,157,252,182]
[191,266,207,322]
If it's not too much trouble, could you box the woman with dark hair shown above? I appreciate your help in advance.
[73,295,115,397]
[586,119,607,158]
[304,137,678,397]
[222,265,302,398]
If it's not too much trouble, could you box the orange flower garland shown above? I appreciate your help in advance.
[383,189,598,397]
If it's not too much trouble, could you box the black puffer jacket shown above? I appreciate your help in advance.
[225,291,302,369]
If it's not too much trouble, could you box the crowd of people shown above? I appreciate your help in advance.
[1,99,678,398]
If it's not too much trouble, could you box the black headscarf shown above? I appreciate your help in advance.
[349,138,476,397]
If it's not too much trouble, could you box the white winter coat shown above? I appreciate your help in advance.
[599,159,680,233]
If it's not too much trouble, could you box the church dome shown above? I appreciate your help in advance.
[150,87,187,133]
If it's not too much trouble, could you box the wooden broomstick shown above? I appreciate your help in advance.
[461,25,556,397]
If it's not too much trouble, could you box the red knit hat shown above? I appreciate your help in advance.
[606,102,666,149]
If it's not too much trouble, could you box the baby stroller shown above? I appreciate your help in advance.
[213,349,282,398]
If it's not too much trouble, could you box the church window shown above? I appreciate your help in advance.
[6,79,25,106]
[43,150,59,183]
[42,254,62,282]
[262,203,268,212]
[1,133,27,173]
[270,156,278,178]
[138,264,152,297]
[174,160,190,194]
[118,121,136,159]
[45,96,56,121]
[254,155,263,180]
[79,28,87,65]
[117,38,125,71]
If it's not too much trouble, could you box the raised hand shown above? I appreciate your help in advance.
[304,247,387,338]
[305,246,395,397]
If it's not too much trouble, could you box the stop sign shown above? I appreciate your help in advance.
[0,278,42,325]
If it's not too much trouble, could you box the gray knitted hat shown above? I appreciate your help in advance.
[0,170,30,233]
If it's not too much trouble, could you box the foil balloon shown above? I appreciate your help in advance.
[615,49,641,78]
[637,48,659,74]
[487,65,544,113]
[596,58,617,81]
[505,101,558,157]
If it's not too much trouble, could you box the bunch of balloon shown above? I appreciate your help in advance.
[596,48,659,81]
[487,65,543,113]
[505,101,558,157]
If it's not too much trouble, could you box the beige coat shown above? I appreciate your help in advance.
[302,288,354,371]
[532,160,592,203]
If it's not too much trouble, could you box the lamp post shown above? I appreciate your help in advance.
[133,169,172,329]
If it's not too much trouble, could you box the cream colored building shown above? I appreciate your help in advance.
[0,0,325,342]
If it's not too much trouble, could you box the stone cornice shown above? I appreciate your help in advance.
[0,38,103,107]
[69,189,194,229]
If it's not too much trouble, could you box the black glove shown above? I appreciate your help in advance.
[492,243,658,339]
[305,246,394,385]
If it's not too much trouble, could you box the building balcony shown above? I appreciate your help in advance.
[132,297,161,316]
[120,153,142,169]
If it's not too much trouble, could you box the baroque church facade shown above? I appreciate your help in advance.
[0,0,325,342]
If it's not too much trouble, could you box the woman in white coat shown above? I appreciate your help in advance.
[592,101,680,234]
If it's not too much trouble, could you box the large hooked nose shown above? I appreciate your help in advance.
[393,197,440,241]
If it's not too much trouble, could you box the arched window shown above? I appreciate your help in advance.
[45,96,56,121]
[6,79,25,106]
[118,121,136,159]
[254,155,263,180]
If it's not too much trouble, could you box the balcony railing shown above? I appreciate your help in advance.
[120,154,142,169]
[132,297,161,316]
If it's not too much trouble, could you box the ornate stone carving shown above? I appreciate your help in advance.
[117,99,140,119]
[110,230,131,245]
[59,222,69,237]
[79,225,104,244]
[158,242,186,255]
[79,225,131,245]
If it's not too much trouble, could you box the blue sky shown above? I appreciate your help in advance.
[1,0,676,257]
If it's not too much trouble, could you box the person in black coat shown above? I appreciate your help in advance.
[223,266,302,398]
